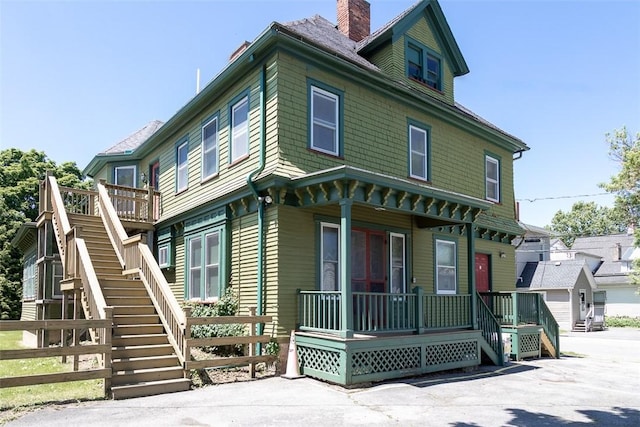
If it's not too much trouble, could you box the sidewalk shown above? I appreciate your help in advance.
[6,328,640,427]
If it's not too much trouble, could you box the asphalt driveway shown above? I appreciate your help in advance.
[5,328,640,427]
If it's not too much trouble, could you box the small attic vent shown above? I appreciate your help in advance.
[229,41,251,62]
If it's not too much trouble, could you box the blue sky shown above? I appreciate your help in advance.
[1,0,639,227]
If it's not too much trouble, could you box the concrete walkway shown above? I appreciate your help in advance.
[6,328,640,426]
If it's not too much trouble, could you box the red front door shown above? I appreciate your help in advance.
[351,229,386,293]
[475,253,490,293]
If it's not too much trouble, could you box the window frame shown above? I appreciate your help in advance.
[405,37,442,91]
[485,153,501,203]
[22,251,37,301]
[319,222,341,291]
[114,165,137,188]
[229,94,249,163]
[185,226,225,301]
[201,114,219,181]
[389,233,407,294]
[435,238,457,295]
[158,244,170,268]
[408,120,431,181]
[308,80,344,157]
[176,139,189,193]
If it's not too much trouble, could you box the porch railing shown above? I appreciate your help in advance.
[298,288,471,334]
[476,293,504,365]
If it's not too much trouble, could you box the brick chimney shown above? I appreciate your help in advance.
[337,0,371,42]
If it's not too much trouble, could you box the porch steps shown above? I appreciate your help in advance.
[67,213,191,399]
[540,331,557,358]
[572,320,587,333]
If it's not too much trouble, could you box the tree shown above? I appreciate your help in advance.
[549,201,627,247]
[601,127,640,285]
[0,148,88,319]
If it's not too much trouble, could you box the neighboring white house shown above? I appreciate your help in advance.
[514,222,552,284]
[571,233,639,318]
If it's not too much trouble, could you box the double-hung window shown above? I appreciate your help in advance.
[176,140,189,192]
[231,96,249,162]
[22,252,36,300]
[390,233,406,294]
[114,165,136,187]
[310,85,340,156]
[187,229,222,301]
[436,239,457,294]
[202,116,218,180]
[320,223,340,291]
[485,154,500,203]
[409,122,430,180]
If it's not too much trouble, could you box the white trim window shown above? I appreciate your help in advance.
[311,86,339,156]
[436,239,457,294]
[485,155,500,203]
[390,233,406,294]
[202,117,218,179]
[158,245,169,268]
[22,253,36,300]
[409,124,428,180]
[177,141,189,192]
[320,223,340,291]
[231,97,249,162]
[114,165,136,187]
[187,230,221,301]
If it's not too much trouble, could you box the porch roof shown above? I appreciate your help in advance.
[284,165,490,224]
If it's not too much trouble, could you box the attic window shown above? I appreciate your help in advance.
[405,38,442,91]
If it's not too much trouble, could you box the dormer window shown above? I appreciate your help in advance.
[405,37,442,91]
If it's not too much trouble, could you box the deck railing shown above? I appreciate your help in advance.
[480,292,542,326]
[538,296,560,356]
[298,289,471,334]
[476,293,504,365]
[102,181,160,223]
[59,185,96,216]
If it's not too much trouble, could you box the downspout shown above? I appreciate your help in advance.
[247,60,268,353]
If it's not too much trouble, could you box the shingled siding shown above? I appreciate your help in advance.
[475,239,516,292]
[137,56,280,223]
[275,51,516,221]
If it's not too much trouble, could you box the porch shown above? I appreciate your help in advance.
[295,289,559,385]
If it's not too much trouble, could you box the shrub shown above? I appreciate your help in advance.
[185,289,246,356]
[606,316,640,328]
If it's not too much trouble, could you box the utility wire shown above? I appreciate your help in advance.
[516,192,611,202]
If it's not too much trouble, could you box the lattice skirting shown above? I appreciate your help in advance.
[517,332,541,359]
[295,333,481,386]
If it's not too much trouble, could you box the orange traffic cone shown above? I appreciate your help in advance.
[281,331,304,379]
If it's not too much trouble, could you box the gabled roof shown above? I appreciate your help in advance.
[572,233,635,261]
[518,222,553,237]
[528,260,596,290]
[357,0,469,76]
[84,120,164,176]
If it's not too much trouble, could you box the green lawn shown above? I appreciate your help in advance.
[0,330,105,422]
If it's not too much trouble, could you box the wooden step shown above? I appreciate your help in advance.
[105,296,153,306]
[111,366,185,386]
[112,305,157,316]
[113,314,161,325]
[114,324,164,336]
[103,287,149,298]
[112,334,170,347]
[112,344,175,359]
[112,355,180,371]
[111,378,191,400]
[101,279,145,288]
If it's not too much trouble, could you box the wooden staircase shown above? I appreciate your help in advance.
[68,213,191,399]
[572,320,587,333]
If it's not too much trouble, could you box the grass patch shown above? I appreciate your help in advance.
[0,330,106,423]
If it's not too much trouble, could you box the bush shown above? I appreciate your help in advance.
[185,290,246,356]
[606,316,640,328]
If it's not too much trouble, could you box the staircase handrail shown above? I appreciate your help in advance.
[537,294,560,357]
[584,304,595,332]
[75,237,109,322]
[46,175,72,263]
[96,182,128,269]
[96,181,187,365]
[136,241,187,364]
[476,292,504,365]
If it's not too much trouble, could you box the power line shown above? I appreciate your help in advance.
[516,192,611,202]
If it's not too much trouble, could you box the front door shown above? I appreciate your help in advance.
[579,289,587,320]
[475,253,490,293]
[351,229,386,293]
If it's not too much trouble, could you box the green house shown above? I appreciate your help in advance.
[22,0,560,395]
